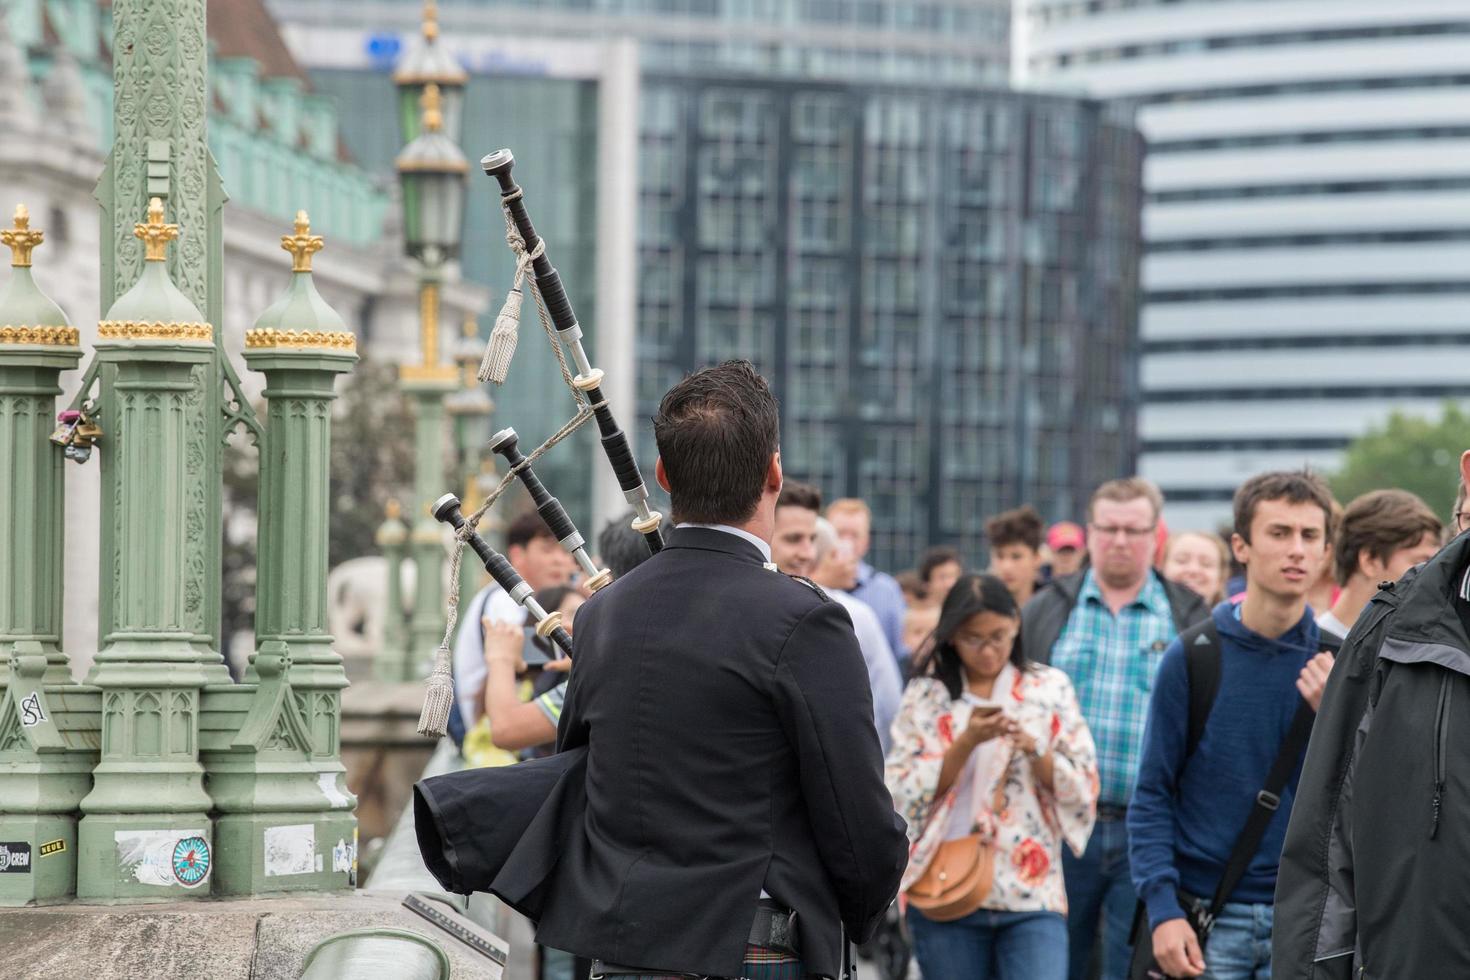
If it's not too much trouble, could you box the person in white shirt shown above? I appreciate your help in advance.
[810,517,903,753]
[1318,489,1442,641]
[451,510,574,736]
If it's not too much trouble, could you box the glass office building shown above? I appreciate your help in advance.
[637,77,1143,568]
[282,3,1144,568]
[1025,0,1470,528]
[275,0,1012,86]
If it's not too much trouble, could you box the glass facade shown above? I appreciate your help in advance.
[312,68,602,521]
[637,77,1143,570]
[276,0,1012,86]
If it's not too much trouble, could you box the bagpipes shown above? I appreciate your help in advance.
[415,148,664,739]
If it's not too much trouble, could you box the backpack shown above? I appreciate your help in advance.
[1180,615,1343,759]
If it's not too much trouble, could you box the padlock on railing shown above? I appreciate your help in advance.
[50,408,101,463]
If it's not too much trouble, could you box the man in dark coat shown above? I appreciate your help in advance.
[533,359,908,979]
[1273,453,1470,979]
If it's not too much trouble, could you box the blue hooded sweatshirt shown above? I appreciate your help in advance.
[1128,600,1320,929]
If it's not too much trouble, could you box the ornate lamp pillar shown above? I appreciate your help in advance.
[0,207,80,679]
[393,75,468,678]
[205,213,358,895]
[450,314,494,605]
[0,205,100,906]
[76,200,222,902]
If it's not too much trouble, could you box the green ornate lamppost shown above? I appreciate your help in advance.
[379,1,470,681]
[0,205,99,906]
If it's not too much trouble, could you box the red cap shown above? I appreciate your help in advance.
[1047,521,1085,552]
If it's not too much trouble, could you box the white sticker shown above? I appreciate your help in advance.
[263,824,315,877]
[318,773,352,809]
[115,829,209,888]
[19,692,45,727]
[332,838,352,873]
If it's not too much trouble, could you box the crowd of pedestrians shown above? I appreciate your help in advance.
[446,456,1460,980]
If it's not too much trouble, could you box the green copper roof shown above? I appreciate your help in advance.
[101,198,208,328]
[252,270,348,335]
[0,204,70,331]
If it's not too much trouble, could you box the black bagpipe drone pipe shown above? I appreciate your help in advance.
[481,148,665,556]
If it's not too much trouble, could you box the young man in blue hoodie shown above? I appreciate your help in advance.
[1128,471,1338,979]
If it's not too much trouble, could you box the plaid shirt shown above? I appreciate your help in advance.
[1050,570,1179,807]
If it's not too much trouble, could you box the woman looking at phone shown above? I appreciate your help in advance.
[886,574,1098,980]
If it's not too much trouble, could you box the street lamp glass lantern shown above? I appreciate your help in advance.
[397,164,465,264]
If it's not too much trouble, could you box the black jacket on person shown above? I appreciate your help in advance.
[531,526,908,979]
[1020,568,1210,666]
[1273,533,1470,979]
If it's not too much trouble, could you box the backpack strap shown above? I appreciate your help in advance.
[1205,698,1315,928]
[1182,618,1222,761]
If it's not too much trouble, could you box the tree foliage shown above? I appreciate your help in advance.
[1330,402,1467,521]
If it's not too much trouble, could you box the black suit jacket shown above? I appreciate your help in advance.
[532,527,908,978]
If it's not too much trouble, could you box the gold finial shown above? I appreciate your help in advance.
[2,204,44,267]
[421,83,443,134]
[134,197,179,262]
[281,210,325,273]
[385,498,403,521]
[423,0,439,41]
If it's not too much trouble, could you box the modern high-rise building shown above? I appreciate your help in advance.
[636,77,1143,568]
[275,0,1013,86]
[280,2,1145,569]
[1024,0,1470,529]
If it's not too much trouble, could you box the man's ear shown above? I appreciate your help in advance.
[766,451,783,493]
[655,456,672,494]
[1230,532,1249,568]
[1359,548,1384,582]
[1460,450,1470,498]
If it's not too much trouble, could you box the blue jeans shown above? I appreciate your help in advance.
[1062,814,1135,980]
[1199,901,1272,980]
[906,906,1067,980]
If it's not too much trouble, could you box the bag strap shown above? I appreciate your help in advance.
[1182,619,1222,760]
[1206,697,1315,922]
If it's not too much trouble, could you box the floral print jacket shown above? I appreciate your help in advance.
[884,666,1099,913]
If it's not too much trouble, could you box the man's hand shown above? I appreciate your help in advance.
[544,657,572,673]
[482,617,525,672]
[1152,918,1205,977]
[1297,651,1335,712]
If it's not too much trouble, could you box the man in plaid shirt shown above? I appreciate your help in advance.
[1022,478,1209,980]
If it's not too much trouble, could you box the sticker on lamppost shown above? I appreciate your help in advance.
[115,830,210,888]
[172,837,210,887]
[263,824,316,877]
[0,842,32,873]
[18,692,45,727]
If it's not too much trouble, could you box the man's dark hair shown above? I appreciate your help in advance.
[653,360,780,525]
[1333,489,1442,586]
[777,481,823,514]
[598,511,653,580]
[918,545,963,584]
[985,506,1044,553]
[506,510,556,551]
[1232,469,1338,544]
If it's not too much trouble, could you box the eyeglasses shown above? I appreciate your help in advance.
[1089,523,1157,540]
[953,630,1016,651]
[1457,511,1469,534]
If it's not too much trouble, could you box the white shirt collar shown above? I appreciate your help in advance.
[675,522,773,563]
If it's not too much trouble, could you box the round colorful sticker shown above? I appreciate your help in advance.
[171,836,210,887]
